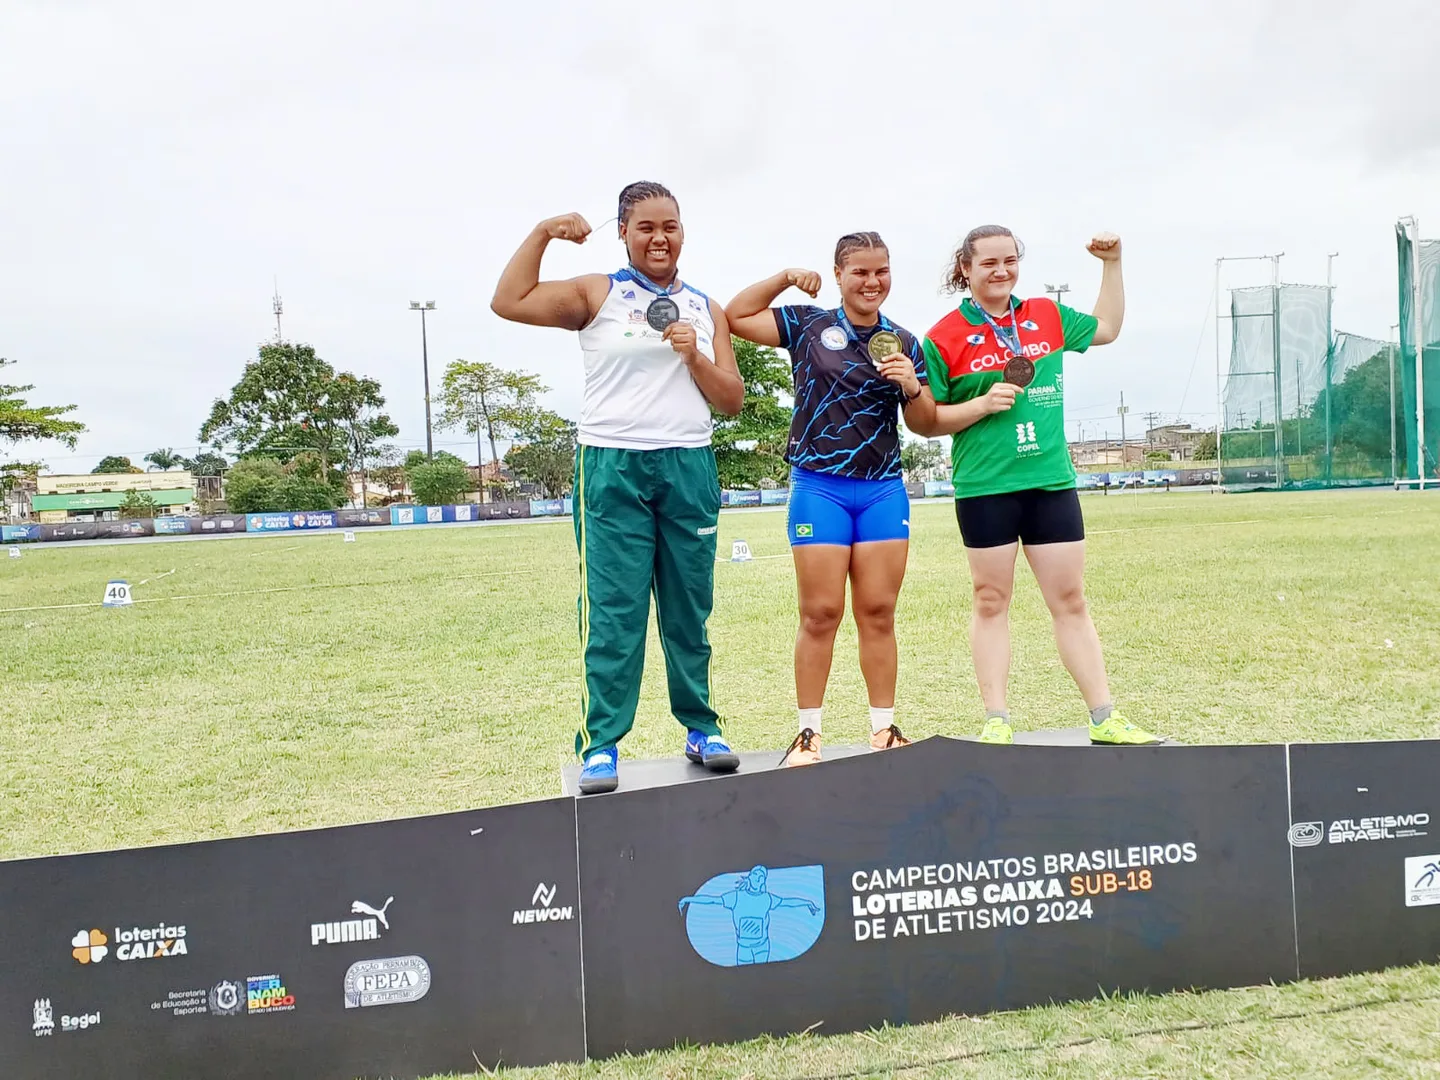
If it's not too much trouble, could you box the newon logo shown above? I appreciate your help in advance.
[678,864,825,968]
[513,883,574,925]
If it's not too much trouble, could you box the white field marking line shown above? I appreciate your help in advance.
[715,553,790,563]
[0,566,549,615]
[248,545,301,556]
[135,569,176,587]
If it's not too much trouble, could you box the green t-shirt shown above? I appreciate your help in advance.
[922,297,1098,499]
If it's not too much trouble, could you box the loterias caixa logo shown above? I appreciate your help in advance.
[71,921,187,964]
[678,864,825,967]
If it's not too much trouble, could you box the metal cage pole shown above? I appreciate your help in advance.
[1414,222,1427,490]
[1215,254,1280,492]
[1271,256,1284,488]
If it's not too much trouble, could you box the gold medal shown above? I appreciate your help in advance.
[867,331,903,364]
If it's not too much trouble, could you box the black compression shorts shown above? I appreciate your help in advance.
[954,487,1085,548]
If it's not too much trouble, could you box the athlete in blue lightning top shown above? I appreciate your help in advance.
[726,233,936,765]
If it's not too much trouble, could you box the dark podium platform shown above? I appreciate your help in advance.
[560,726,1179,797]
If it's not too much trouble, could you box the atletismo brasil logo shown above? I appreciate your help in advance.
[678,864,825,967]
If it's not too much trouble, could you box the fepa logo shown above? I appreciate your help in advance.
[513,882,574,925]
[70,930,108,964]
[678,864,825,967]
[343,956,432,1009]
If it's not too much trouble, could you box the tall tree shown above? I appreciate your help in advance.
[899,439,944,481]
[712,338,791,489]
[144,447,184,471]
[0,358,86,493]
[505,409,577,498]
[331,373,400,508]
[199,342,394,475]
[93,455,142,474]
[436,360,546,498]
[180,451,229,476]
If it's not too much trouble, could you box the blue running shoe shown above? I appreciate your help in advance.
[578,747,619,795]
[685,731,740,773]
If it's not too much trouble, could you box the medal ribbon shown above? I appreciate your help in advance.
[975,301,1023,358]
[625,264,680,297]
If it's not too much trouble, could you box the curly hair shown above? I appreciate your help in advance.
[944,225,1025,293]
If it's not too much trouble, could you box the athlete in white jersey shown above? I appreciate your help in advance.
[492,182,745,795]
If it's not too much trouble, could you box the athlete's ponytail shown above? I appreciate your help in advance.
[944,225,1025,293]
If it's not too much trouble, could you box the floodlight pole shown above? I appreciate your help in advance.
[1270,255,1284,488]
[1401,219,1427,489]
[1045,283,1070,308]
[1215,254,1282,492]
[409,301,437,461]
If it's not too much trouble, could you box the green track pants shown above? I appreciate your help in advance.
[573,445,723,757]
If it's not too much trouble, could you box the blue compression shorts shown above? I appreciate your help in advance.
[787,466,910,547]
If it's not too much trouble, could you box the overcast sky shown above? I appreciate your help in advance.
[4,0,1438,472]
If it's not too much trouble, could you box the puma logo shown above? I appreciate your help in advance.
[351,897,394,930]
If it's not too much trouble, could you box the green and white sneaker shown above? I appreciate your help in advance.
[977,717,1014,745]
[1089,711,1164,745]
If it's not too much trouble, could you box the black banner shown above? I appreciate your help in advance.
[95,520,155,539]
[1290,740,1440,978]
[476,501,532,520]
[0,799,584,1079]
[335,509,389,528]
[39,523,99,542]
[577,737,1295,1057]
[193,515,247,534]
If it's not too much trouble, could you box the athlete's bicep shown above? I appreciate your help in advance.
[497,275,604,331]
[723,307,782,348]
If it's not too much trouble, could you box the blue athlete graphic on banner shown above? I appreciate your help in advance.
[678,864,825,967]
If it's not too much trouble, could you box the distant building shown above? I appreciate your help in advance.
[31,471,196,523]
[1144,424,1206,461]
[1068,440,1143,467]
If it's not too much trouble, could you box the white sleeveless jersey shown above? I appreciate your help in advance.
[576,270,716,449]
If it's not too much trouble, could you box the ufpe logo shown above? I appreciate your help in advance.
[678,864,825,968]
[1405,856,1440,907]
[70,930,108,964]
[1288,822,1324,847]
[343,956,431,1009]
[513,882,574,925]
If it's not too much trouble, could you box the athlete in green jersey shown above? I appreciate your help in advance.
[913,225,1162,747]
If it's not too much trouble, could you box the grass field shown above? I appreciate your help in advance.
[4,489,1440,1078]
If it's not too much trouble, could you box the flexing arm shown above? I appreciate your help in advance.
[1087,232,1124,346]
[921,383,1023,437]
[491,214,608,331]
[666,300,745,416]
[724,269,823,347]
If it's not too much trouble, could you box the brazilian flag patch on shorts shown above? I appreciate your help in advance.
[795,523,813,538]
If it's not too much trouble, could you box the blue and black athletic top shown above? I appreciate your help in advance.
[774,305,927,481]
